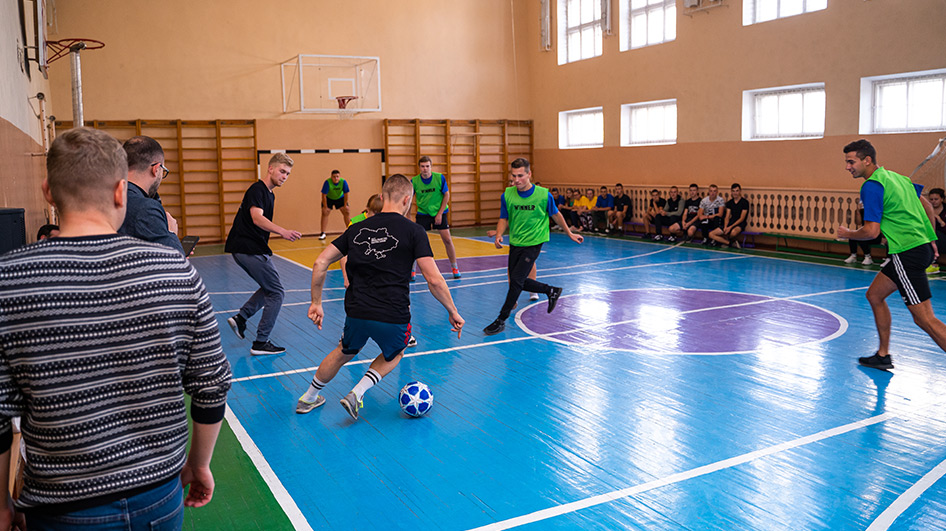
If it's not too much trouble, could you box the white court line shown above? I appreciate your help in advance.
[866,456,946,531]
[468,412,896,530]
[224,406,313,531]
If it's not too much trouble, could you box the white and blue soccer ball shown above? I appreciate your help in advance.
[399,381,434,417]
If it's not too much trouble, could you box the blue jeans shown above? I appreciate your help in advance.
[232,253,285,342]
[27,477,183,530]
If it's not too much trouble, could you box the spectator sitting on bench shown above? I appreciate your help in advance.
[642,189,666,239]
[697,184,726,245]
[592,185,614,232]
[608,183,632,234]
[710,183,750,248]
[574,188,597,232]
[670,183,701,242]
[654,186,684,242]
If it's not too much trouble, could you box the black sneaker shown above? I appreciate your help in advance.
[318,232,327,240]
[667,236,677,242]
[858,352,893,370]
[547,286,563,314]
[483,319,506,336]
[227,314,246,340]
[641,233,651,240]
[251,341,286,356]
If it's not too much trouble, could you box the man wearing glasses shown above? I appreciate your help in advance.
[118,135,186,254]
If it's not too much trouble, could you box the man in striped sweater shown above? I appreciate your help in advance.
[0,128,232,529]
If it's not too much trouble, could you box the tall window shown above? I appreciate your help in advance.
[743,0,827,25]
[860,71,946,134]
[742,84,825,141]
[621,100,677,146]
[559,107,604,149]
[558,0,603,65]
[621,0,675,51]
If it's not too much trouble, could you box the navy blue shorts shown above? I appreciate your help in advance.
[416,213,449,231]
[881,243,934,306]
[341,317,412,361]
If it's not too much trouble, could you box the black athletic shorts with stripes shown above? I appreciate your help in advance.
[881,242,934,306]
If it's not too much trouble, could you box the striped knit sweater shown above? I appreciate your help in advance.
[0,234,232,511]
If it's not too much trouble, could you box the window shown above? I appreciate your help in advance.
[743,0,827,26]
[621,99,677,146]
[558,0,603,65]
[621,0,675,51]
[860,70,946,134]
[742,84,825,141]
[559,107,604,149]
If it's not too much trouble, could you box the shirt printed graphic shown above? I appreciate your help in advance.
[353,227,400,259]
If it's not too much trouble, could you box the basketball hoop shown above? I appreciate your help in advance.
[46,39,105,65]
[336,96,358,120]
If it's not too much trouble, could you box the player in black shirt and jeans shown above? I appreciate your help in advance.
[296,174,464,420]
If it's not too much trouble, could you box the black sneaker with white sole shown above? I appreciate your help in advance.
[227,314,246,340]
[547,287,563,313]
[251,341,286,355]
[858,352,893,370]
[483,319,506,336]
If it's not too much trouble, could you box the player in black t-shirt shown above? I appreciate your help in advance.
[296,174,464,421]
[607,183,633,234]
[710,183,750,248]
[669,184,702,241]
[642,189,666,239]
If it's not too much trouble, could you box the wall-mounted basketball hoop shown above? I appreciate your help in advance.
[280,54,381,114]
[336,96,358,120]
[46,39,105,65]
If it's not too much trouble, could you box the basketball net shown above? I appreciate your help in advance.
[335,96,357,120]
[909,137,946,193]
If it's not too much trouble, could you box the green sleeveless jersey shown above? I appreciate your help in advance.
[324,178,347,201]
[349,211,367,226]
[865,167,936,254]
[505,185,550,247]
[412,173,448,216]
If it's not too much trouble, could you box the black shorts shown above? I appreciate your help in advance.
[416,213,449,231]
[341,317,412,361]
[700,217,722,230]
[881,243,934,306]
[325,197,345,210]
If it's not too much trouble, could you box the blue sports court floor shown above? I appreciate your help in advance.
[193,233,946,530]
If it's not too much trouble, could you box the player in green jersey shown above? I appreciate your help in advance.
[319,170,351,240]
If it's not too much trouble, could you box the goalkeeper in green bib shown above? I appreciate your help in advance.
[483,158,583,335]
[412,156,461,279]
[319,169,351,240]
[838,139,946,370]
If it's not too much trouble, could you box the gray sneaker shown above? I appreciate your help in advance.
[340,391,362,420]
[295,395,325,414]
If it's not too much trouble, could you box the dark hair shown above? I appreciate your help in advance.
[122,136,164,173]
[731,183,741,190]
[510,158,531,171]
[418,156,432,164]
[689,183,698,189]
[37,224,59,239]
[615,183,623,187]
[650,189,659,194]
[599,185,608,191]
[551,187,559,192]
[930,188,945,198]
[844,139,877,164]
[331,169,340,175]
[48,128,127,213]
[709,184,718,189]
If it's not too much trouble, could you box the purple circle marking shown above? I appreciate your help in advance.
[516,288,847,356]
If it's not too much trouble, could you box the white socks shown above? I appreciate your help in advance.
[351,368,382,401]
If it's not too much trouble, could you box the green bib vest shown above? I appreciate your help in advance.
[505,185,550,247]
[412,173,448,216]
[864,167,935,254]
[349,211,367,226]
[325,178,347,200]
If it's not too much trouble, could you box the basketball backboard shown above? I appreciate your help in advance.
[281,54,381,114]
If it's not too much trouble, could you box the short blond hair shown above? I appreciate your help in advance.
[268,153,294,168]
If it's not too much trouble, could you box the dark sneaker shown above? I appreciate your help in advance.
[483,319,506,336]
[548,286,563,314]
[667,236,677,243]
[318,232,327,240]
[227,314,246,340]
[732,240,741,249]
[859,352,893,370]
[641,233,651,240]
[295,395,325,414]
[251,341,286,356]
[407,335,418,347]
[340,391,362,420]
[653,234,663,241]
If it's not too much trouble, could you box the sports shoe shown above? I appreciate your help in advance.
[318,232,327,240]
[732,240,741,249]
[295,395,325,414]
[547,286,563,314]
[227,314,246,340]
[858,352,893,370]
[407,335,418,347]
[927,264,940,275]
[483,319,505,336]
[530,292,540,301]
[452,268,461,279]
[340,391,362,420]
[843,253,858,264]
[641,233,651,240]
[410,271,416,282]
[653,234,663,241]
[880,258,891,268]
[667,236,677,243]
[250,341,286,355]
[862,255,874,266]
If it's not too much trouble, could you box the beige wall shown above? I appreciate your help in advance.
[524,0,946,190]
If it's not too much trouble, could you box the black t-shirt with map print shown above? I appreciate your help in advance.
[332,212,433,324]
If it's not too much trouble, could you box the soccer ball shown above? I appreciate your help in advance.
[399,381,434,417]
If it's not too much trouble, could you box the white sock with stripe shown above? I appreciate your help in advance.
[301,376,328,403]
[352,368,382,401]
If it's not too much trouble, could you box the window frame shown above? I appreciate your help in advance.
[620,0,676,52]
[859,69,946,135]
[559,107,605,149]
[557,0,604,65]
[621,99,678,146]
[742,83,826,141]
[743,0,827,26]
